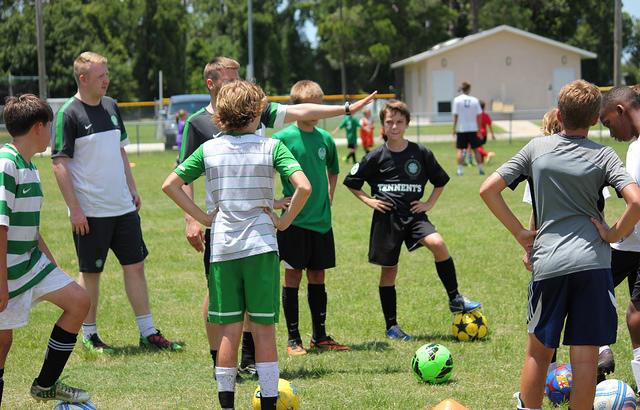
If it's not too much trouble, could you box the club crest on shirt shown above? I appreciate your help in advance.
[350,163,359,175]
[318,147,326,160]
[110,115,118,128]
[405,159,421,177]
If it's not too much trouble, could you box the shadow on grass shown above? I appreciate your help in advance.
[280,367,332,379]
[410,332,453,342]
[345,341,392,352]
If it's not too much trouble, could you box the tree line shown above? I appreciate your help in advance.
[1,0,639,101]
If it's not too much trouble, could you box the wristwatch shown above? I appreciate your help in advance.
[344,101,351,116]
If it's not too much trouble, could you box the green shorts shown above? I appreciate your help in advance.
[208,251,280,325]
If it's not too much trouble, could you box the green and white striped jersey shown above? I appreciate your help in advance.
[0,144,55,298]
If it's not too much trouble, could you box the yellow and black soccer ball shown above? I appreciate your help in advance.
[252,378,301,410]
[452,310,488,341]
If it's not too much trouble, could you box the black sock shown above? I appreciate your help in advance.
[282,287,301,342]
[241,332,255,365]
[379,286,397,330]
[260,395,277,409]
[218,391,234,409]
[210,349,217,367]
[435,257,459,300]
[36,325,77,388]
[308,284,327,340]
[0,368,4,406]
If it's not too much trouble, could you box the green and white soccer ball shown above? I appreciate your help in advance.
[411,343,454,384]
[53,401,97,410]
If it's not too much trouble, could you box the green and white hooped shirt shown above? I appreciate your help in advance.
[0,144,55,299]
[175,133,302,263]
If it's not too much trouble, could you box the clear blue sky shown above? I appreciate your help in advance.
[624,0,640,19]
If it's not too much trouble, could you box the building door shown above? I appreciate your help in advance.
[432,70,455,121]
[552,68,576,101]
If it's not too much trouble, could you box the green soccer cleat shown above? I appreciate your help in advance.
[139,330,183,351]
[30,379,91,403]
[82,333,115,354]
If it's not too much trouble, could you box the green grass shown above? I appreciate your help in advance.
[3,136,633,409]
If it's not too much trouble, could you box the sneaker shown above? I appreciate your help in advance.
[139,330,183,351]
[287,339,307,356]
[238,362,257,376]
[456,169,463,176]
[82,333,114,354]
[310,336,350,351]
[449,294,482,313]
[479,169,485,176]
[385,325,412,341]
[597,347,615,383]
[30,379,90,403]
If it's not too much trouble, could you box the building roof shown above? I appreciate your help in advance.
[390,25,597,69]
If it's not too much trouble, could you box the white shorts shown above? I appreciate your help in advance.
[0,260,74,330]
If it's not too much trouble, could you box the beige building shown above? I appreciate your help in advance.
[391,25,596,120]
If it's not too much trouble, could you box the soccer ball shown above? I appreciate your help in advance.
[411,343,454,384]
[53,401,97,410]
[451,310,488,341]
[594,379,637,410]
[252,378,301,410]
[545,364,572,405]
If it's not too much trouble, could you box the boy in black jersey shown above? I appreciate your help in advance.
[343,100,481,340]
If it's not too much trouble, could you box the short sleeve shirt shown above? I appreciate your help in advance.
[175,133,301,262]
[51,96,135,217]
[452,94,482,133]
[497,134,634,281]
[339,116,360,144]
[343,141,449,218]
[273,124,339,233]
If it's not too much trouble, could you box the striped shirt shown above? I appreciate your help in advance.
[0,144,55,298]
[175,133,302,262]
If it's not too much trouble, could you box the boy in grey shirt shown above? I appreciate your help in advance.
[480,80,640,410]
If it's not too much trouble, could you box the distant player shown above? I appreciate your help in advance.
[273,80,349,356]
[476,100,495,163]
[333,114,360,163]
[359,108,375,153]
[452,81,484,176]
[344,100,482,341]
[163,80,311,410]
[481,80,640,410]
[0,95,91,404]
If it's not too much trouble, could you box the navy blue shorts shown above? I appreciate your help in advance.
[527,269,617,348]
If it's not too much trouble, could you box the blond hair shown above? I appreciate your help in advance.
[557,80,601,129]
[74,51,107,83]
[203,56,240,82]
[542,109,562,136]
[289,80,324,104]
[214,81,267,132]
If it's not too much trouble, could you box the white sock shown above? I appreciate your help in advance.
[478,163,484,172]
[599,345,610,354]
[514,392,541,410]
[135,314,156,338]
[631,347,640,392]
[256,361,279,398]
[82,323,97,340]
[215,366,237,392]
[457,165,463,173]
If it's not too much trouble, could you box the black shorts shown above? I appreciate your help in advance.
[73,211,148,273]
[456,132,482,149]
[611,248,640,301]
[368,212,437,267]
[277,225,335,270]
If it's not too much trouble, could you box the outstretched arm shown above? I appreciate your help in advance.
[284,91,377,124]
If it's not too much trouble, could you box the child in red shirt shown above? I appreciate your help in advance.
[477,100,495,162]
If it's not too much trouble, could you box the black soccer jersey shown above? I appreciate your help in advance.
[343,141,449,218]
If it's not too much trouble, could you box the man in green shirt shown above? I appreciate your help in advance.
[274,81,349,356]
[334,114,360,163]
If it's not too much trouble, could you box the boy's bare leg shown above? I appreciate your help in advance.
[569,345,598,410]
[78,272,100,326]
[420,233,450,262]
[40,282,90,333]
[203,294,220,351]
[520,333,554,409]
[217,322,244,367]
[0,330,12,404]
[251,323,277,363]
[380,266,398,286]
[122,262,151,316]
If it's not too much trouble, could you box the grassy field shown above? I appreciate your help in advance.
[2,136,634,409]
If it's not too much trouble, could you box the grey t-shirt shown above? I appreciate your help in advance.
[497,134,634,281]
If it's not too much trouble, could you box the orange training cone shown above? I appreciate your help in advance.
[431,399,468,410]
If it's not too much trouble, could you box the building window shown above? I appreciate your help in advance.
[505,56,512,66]
[441,58,447,68]
[561,55,567,65]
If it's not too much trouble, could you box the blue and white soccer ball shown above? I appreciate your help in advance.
[53,401,97,410]
[594,379,636,410]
